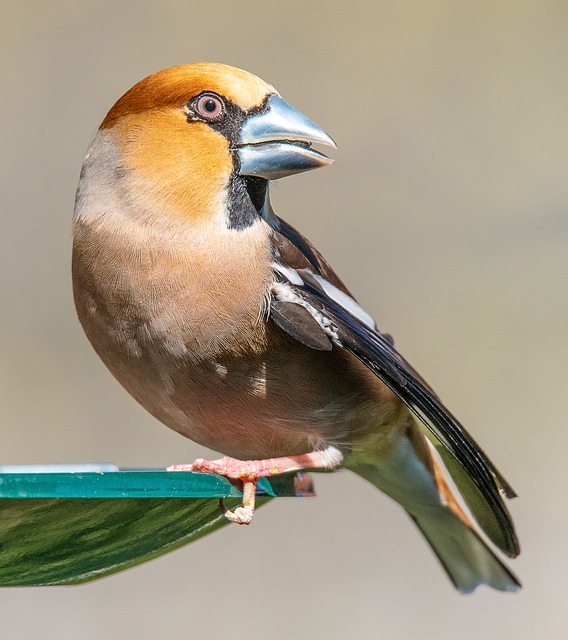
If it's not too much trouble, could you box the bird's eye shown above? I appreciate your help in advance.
[194,93,225,121]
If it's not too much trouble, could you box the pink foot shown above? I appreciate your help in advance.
[167,447,343,525]
[168,448,343,478]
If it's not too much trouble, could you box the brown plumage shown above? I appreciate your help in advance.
[73,62,520,593]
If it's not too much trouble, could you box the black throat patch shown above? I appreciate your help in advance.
[225,176,267,230]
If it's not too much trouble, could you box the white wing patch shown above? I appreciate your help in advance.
[271,261,377,333]
[271,262,304,285]
[305,270,376,330]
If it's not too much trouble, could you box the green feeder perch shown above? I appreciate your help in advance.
[0,464,313,587]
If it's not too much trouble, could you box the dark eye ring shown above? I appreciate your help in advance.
[193,93,225,121]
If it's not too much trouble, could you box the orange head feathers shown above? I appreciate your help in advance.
[100,63,276,129]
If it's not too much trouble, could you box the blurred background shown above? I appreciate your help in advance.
[1,1,567,637]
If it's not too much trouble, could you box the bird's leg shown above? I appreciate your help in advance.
[167,447,343,525]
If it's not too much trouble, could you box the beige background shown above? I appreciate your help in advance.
[1,1,567,638]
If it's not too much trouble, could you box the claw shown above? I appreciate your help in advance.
[220,478,256,525]
[220,500,255,525]
[166,463,193,471]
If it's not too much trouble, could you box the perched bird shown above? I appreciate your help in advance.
[73,62,520,593]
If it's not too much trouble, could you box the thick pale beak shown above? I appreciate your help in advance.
[237,94,336,180]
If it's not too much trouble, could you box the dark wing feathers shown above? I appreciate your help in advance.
[270,300,332,351]
[270,221,519,559]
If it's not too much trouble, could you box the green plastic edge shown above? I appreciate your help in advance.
[0,470,298,499]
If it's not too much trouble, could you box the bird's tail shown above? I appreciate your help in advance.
[347,427,521,594]
[408,509,520,594]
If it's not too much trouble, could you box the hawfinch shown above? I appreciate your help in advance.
[73,63,520,593]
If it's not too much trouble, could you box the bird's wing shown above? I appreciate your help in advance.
[269,219,519,558]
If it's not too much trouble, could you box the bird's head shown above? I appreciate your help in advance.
[88,62,335,229]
